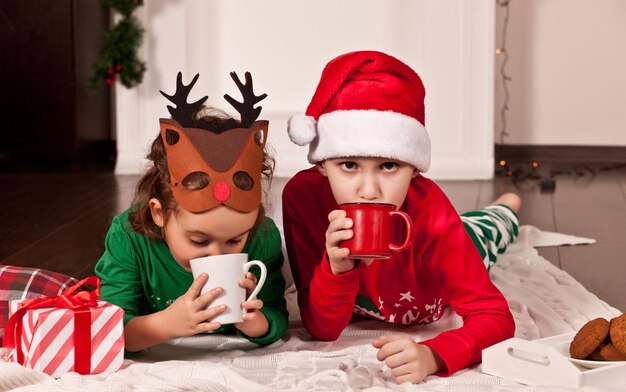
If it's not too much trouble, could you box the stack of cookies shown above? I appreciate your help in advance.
[569,313,626,361]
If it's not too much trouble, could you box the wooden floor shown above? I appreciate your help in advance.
[2,164,626,312]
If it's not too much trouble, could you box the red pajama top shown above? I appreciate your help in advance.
[282,167,514,376]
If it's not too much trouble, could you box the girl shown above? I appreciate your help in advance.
[96,72,287,352]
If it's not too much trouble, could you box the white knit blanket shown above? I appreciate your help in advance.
[0,226,621,392]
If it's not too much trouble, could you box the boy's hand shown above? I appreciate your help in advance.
[372,335,443,384]
[161,273,227,338]
[234,272,269,337]
[326,209,357,274]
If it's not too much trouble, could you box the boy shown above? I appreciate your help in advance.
[282,51,518,383]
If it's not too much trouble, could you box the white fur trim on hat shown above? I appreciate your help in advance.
[287,113,317,146]
[308,110,431,172]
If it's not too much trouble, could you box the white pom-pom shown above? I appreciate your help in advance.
[287,113,317,146]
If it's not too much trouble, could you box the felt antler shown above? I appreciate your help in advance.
[160,72,267,133]
[159,73,208,128]
[224,72,268,128]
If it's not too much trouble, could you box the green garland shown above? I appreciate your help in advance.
[88,0,146,89]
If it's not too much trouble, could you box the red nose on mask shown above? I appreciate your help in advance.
[213,181,231,202]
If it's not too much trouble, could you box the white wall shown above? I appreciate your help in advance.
[495,0,626,146]
[115,0,496,179]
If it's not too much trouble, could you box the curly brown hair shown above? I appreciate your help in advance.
[128,107,275,239]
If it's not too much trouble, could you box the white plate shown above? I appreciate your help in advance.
[552,340,625,369]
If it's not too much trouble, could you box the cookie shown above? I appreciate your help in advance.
[569,317,610,359]
[609,313,626,356]
[589,341,626,361]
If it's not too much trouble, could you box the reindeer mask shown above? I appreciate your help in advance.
[159,72,268,213]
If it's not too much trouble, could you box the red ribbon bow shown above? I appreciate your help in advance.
[2,276,101,375]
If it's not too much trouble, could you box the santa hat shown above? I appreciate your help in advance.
[288,50,430,172]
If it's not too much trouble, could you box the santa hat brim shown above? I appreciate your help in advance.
[307,110,430,172]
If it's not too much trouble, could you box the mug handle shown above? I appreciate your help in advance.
[243,260,267,301]
[388,211,413,252]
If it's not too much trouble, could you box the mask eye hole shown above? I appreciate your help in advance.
[182,171,210,190]
[165,129,180,145]
[233,171,254,191]
[254,130,264,146]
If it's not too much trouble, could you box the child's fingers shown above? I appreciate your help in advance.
[238,278,254,290]
[245,272,257,284]
[327,246,350,261]
[241,299,263,310]
[372,335,400,347]
[196,286,223,309]
[239,275,258,298]
[389,363,419,383]
[372,335,390,348]
[374,336,405,360]
[199,303,227,322]
[327,216,353,236]
[187,273,209,298]
[197,321,222,333]
[327,209,347,222]
[394,372,421,385]
[384,350,412,369]
[327,229,353,247]
[241,310,262,322]
[238,272,257,290]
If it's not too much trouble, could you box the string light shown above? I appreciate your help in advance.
[494,0,542,188]
[496,0,512,144]
[494,2,548,192]
[494,2,624,192]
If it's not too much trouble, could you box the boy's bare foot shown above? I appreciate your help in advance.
[493,192,521,213]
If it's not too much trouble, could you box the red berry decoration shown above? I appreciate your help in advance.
[87,0,145,89]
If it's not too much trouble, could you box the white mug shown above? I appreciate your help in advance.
[189,253,267,324]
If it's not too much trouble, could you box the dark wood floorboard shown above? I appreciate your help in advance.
[618,165,626,200]
[0,174,138,278]
[1,167,624,312]
[551,169,626,312]
[435,181,481,214]
[0,173,105,261]
[439,165,626,312]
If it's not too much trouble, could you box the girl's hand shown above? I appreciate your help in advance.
[372,335,444,384]
[234,272,269,337]
[161,273,227,338]
[325,209,357,274]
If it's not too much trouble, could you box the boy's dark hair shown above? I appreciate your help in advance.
[129,107,275,239]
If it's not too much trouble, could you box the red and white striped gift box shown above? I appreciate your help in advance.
[6,299,124,377]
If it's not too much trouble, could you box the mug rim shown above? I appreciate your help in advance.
[189,252,247,265]
[339,202,396,207]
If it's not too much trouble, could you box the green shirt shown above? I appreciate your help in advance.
[94,208,288,345]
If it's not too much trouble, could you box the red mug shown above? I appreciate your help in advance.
[339,202,413,259]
